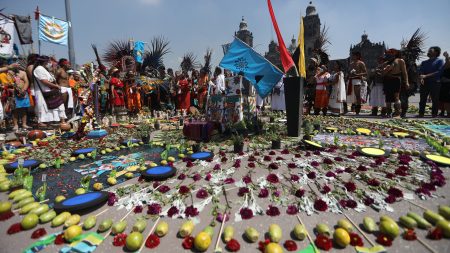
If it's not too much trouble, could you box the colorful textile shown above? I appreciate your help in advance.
[38,15,68,46]
[0,18,15,57]
[133,41,145,63]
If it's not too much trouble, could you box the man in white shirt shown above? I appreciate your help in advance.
[212,67,225,95]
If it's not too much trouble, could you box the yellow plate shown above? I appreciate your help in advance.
[360,147,386,156]
[393,132,409,137]
[356,128,371,135]
[425,154,450,165]
[304,140,323,148]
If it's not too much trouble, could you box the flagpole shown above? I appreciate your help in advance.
[65,0,75,68]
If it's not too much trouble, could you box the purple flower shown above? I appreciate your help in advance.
[185,205,199,217]
[240,208,254,220]
[196,188,208,199]
[238,187,250,197]
[288,163,297,169]
[248,162,256,168]
[311,161,320,167]
[179,185,190,195]
[286,205,299,215]
[224,178,235,184]
[272,189,281,197]
[266,205,280,216]
[158,185,170,193]
[258,188,269,198]
[267,174,279,183]
[167,206,179,218]
[214,164,221,170]
[325,171,336,178]
[147,203,162,215]
[295,189,305,198]
[178,173,186,180]
[216,212,230,222]
[290,174,300,182]
[307,171,316,179]
[192,173,201,181]
[243,175,252,184]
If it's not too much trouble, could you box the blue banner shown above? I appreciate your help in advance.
[219,38,283,98]
[39,15,68,46]
[134,41,145,63]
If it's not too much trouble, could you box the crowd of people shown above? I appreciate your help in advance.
[303,46,450,118]
[0,45,449,132]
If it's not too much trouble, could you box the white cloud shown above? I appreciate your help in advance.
[139,0,161,5]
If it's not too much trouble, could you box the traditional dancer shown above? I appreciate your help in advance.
[382,49,409,118]
[347,51,367,115]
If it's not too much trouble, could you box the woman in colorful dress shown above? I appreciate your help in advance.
[109,68,125,113]
[197,69,209,111]
[328,62,346,115]
[314,65,331,115]
[177,72,191,111]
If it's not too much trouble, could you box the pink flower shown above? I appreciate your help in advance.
[240,208,254,220]
[196,188,208,199]
[147,203,162,215]
[238,187,250,197]
[266,205,280,216]
[243,175,252,184]
[167,206,179,217]
[290,174,300,182]
[286,205,299,215]
[295,189,305,198]
[224,178,235,184]
[184,205,199,217]
[307,171,316,179]
[267,174,279,183]
[258,188,269,198]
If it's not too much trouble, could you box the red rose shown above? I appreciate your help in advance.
[258,188,269,198]
[266,205,280,216]
[315,234,332,250]
[184,205,199,217]
[314,199,328,212]
[113,233,127,247]
[376,234,392,246]
[145,234,160,248]
[344,181,357,192]
[294,189,305,198]
[196,188,209,199]
[240,208,253,220]
[349,232,363,246]
[226,238,241,252]
[179,185,190,195]
[283,240,298,251]
[134,205,143,213]
[267,173,279,183]
[182,236,195,249]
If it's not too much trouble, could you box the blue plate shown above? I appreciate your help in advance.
[5,159,41,173]
[188,151,214,160]
[53,191,109,213]
[73,148,96,155]
[86,130,108,139]
[61,132,76,139]
[141,166,176,181]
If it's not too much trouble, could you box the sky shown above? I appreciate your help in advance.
[2,0,450,70]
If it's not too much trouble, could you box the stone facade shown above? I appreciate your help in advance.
[264,40,283,70]
[303,2,321,61]
[235,17,253,47]
[350,33,386,72]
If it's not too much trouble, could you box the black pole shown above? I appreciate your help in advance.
[65,0,75,68]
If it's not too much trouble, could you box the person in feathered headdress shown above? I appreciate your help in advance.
[346,51,367,115]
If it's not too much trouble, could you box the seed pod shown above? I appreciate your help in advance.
[337,219,353,232]
[51,212,71,227]
[293,224,307,240]
[438,205,450,220]
[315,223,330,237]
[363,217,377,233]
[20,202,41,214]
[423,210,445,225]
[112,220,127,234]
[39,210,56,224]
[268,224,282,243]
[245,227,259,243]
[222,226,234,243]
[399,216,417,229]
[98,219,113,232]
[30,204,49,216]
[407,212,432,229]
[83,216,97,230]
[132,219,147,233]
[64,214,81,227]
[179,220,194,238]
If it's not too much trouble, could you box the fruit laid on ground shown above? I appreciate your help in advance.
[0,182,10,191]
[75,188,86,195]
[423,210,445,225]
[0,201,12,214]
[363,217,377,232]
[39,210,56,224]
[438,205,450,220]
[8,189,27,199]
[268,224,282,243]
[93,183,103,191]
[316,223,331,236]
[83,216,97,230]
[380,215,395,223]
[21,213,39,230]
[168,157,176,162]
[19,202,40,214]
[293,224,307,240]
[399,216,417,229]
[160,160,168,165]
[64,214,81,227]
[51,212,71,227]
[112,220,127,234]
[264,242,283,253]
[203,226,214,238]
[155,221,169,237]
[15,197,35,209]
[55,195,66,203]
[379,220,400,239]
[98,219,113,232]
[69,157,76,162]
[334,228,351,248]
[107,177,117,185]
[436,220,450,238]
[13,191,32,203]
[126,232,143,251]
[132,219,147,232]
[64,225,82,241]
[125,172,134,179]
[78,154,85,160]
[149,162,157,167]
[178,154,185,158]
[407,212,432,229]
[244,227,259,243]
[223,226,234,243]
[194,231,211,252]
[179,220,194,237]
[337,219,353,232]
[30,204,49,216]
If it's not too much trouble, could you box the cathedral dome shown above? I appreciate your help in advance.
[306,1,317,16]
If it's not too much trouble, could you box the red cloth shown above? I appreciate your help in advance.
[267,0,294,73]
[110,77,125,106]
[177,79,191,110]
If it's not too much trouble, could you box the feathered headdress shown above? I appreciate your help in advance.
[312,25,331,65]
[92,44,107,75]
[180,52,199,72]
[103,40,132,69]
[141,36,170,74]
[401,28,427,63]
[201,48,213,74]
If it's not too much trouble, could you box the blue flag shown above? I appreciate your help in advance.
[134,41,145,63]
[39,15,68,46]
[219,38,283,98]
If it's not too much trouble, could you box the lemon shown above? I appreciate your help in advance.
[333,228,350,247]
[194,232,211,252]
